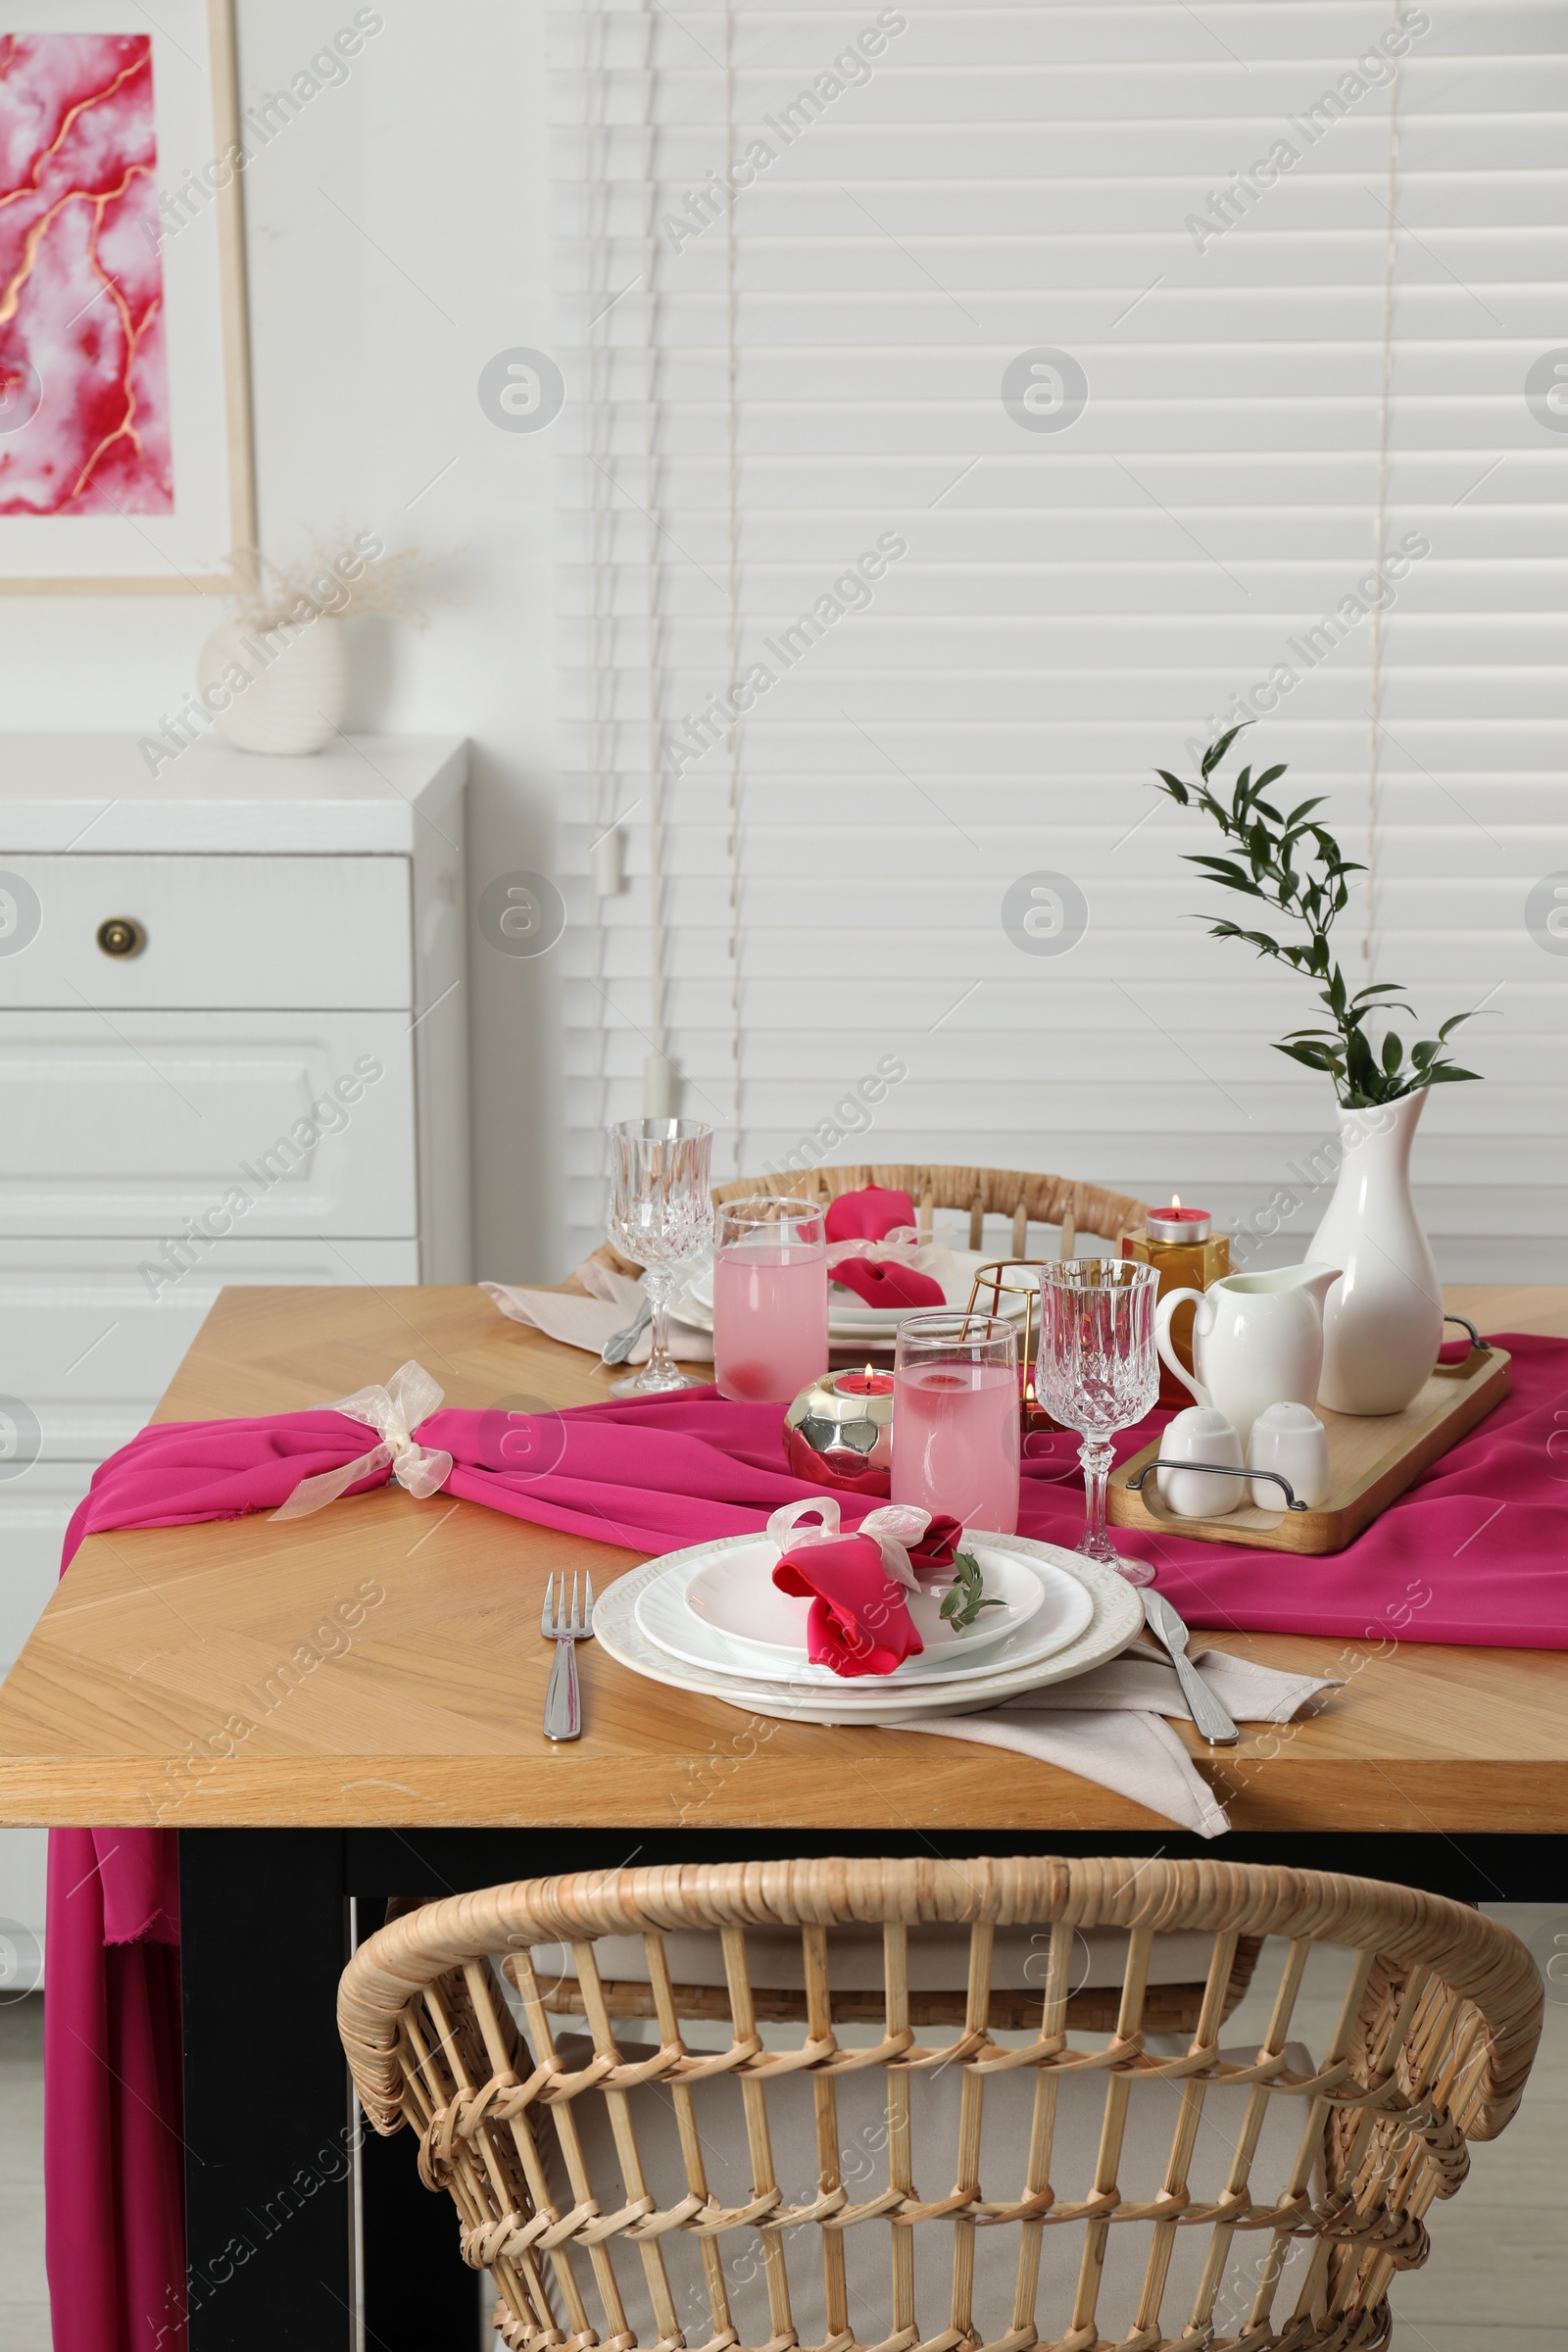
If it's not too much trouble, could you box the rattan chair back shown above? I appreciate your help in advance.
[710,1166,1150,1256]
[338,1855,1540,2352]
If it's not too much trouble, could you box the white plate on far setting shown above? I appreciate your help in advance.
[605,1534,1138,1721]
[632,1534,1094,1690]
[676,1251,1037,1344]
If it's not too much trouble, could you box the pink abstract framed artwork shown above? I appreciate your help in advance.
[0,1,253,591]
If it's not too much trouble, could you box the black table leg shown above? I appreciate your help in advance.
[180,1831,351,2352]
[353,1898,477,2352]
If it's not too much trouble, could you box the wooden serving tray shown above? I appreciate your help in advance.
[1106,1341,1510,1555]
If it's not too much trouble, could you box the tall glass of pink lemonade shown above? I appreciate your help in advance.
[712,1197,829,1403]
[891,1311,1019,1534]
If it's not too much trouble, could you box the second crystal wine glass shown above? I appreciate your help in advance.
[605,1119,713,1395]
[1037,1258,1159,1579]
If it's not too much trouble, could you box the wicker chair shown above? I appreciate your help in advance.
[594,1165,1152,1282]
[337,1856,1541,2352]
[711,1167,1152,1263]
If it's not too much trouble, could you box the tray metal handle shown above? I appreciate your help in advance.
[1124,1459,1309,1512]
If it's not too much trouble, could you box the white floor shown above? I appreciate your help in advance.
[2,1907,1563,2352]
[0,1989,45,2352]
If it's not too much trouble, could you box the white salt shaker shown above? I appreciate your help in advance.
[1247,1400,1330,1511]
[1156,1404,1246,1517]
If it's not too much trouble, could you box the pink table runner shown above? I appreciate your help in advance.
[42,1329,1567,2350]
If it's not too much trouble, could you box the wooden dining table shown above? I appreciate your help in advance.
[1,1277,1563,2352]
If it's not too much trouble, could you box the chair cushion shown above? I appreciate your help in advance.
[531,2034,1321,2348]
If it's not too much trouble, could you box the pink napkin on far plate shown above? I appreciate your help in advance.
[824,1186,914,1242]
[830,1255,946,1310]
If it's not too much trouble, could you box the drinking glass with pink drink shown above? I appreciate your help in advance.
[712,1198,829,1403]
[891,1311,1020,1534]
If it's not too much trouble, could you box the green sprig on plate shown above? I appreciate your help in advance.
[939,1551,1007,1633]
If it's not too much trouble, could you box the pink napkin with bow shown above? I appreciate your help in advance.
[769,1498,967,1674]
[824,1186,914,1242]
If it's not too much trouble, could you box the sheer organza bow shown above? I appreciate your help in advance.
[765,1496,961,1593]
[270,1360,454,1521]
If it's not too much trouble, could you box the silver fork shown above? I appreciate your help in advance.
[541,1572,595,1741]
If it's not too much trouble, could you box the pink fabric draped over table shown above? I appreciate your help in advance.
[44,1331,1568,2350]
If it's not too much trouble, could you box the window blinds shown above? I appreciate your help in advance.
[551,0,1568,1278]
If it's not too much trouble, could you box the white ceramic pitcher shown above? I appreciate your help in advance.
[1155,1264,1343,1449]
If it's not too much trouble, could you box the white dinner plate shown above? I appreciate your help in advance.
[634,1537,1090,1689]
[606,1532,1138,1721]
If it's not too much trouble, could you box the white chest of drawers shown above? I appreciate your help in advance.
[0,734,469,1948]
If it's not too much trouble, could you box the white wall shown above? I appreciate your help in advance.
[0,0,566,1283]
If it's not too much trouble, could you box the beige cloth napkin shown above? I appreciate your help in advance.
[872,1646,1339,1839]
[480,1258,714,1364]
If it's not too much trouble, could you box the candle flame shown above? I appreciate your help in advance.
[864,1363,874,1380]
[1170,1194,1181,1209]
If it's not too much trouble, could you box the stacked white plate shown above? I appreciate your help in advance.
[671,1250,1039,1352]
[595,1530,1143,1725]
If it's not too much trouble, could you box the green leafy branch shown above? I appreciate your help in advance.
[1152,726,1485,1108]
[939,1550,1006,1633]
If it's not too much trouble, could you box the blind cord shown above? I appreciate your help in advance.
[581,0,614,1192]
[638,0,671,1075]
[721,0,747,1176]
[1364,0,1405,977]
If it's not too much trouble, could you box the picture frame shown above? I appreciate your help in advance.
[0,0,256,593]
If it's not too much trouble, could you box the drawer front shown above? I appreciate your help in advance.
[0,1011,416,1236]
[0,1238,421,1461]
[0,855,411,1008]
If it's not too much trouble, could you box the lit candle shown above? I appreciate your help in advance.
[1118,1196,1230,1406]
[836,1366,896,1396]
[1146,1194,1213,1243]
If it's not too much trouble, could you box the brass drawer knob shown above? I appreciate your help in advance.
[96,916,146,958]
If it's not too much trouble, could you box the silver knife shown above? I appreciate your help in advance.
[1141,1588,1239,1747]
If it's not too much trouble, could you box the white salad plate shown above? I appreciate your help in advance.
[603,1532,1140,1723]
[633,1537,1091,1689]
[684,1538,1048,1657]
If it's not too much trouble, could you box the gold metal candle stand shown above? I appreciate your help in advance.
[962,1258,1060,1436]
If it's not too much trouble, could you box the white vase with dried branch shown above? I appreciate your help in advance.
[198,538,435,756]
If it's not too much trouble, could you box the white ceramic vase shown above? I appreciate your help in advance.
[197,615,347,755]
[1308,1090,1443,1415]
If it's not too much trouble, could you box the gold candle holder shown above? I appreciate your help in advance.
[962,1259,1062,1434]
[1118,1201,1230,1406]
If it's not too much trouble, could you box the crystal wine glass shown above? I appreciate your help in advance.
[605,1118,713,1395]
[1037,1258,1159,1580]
